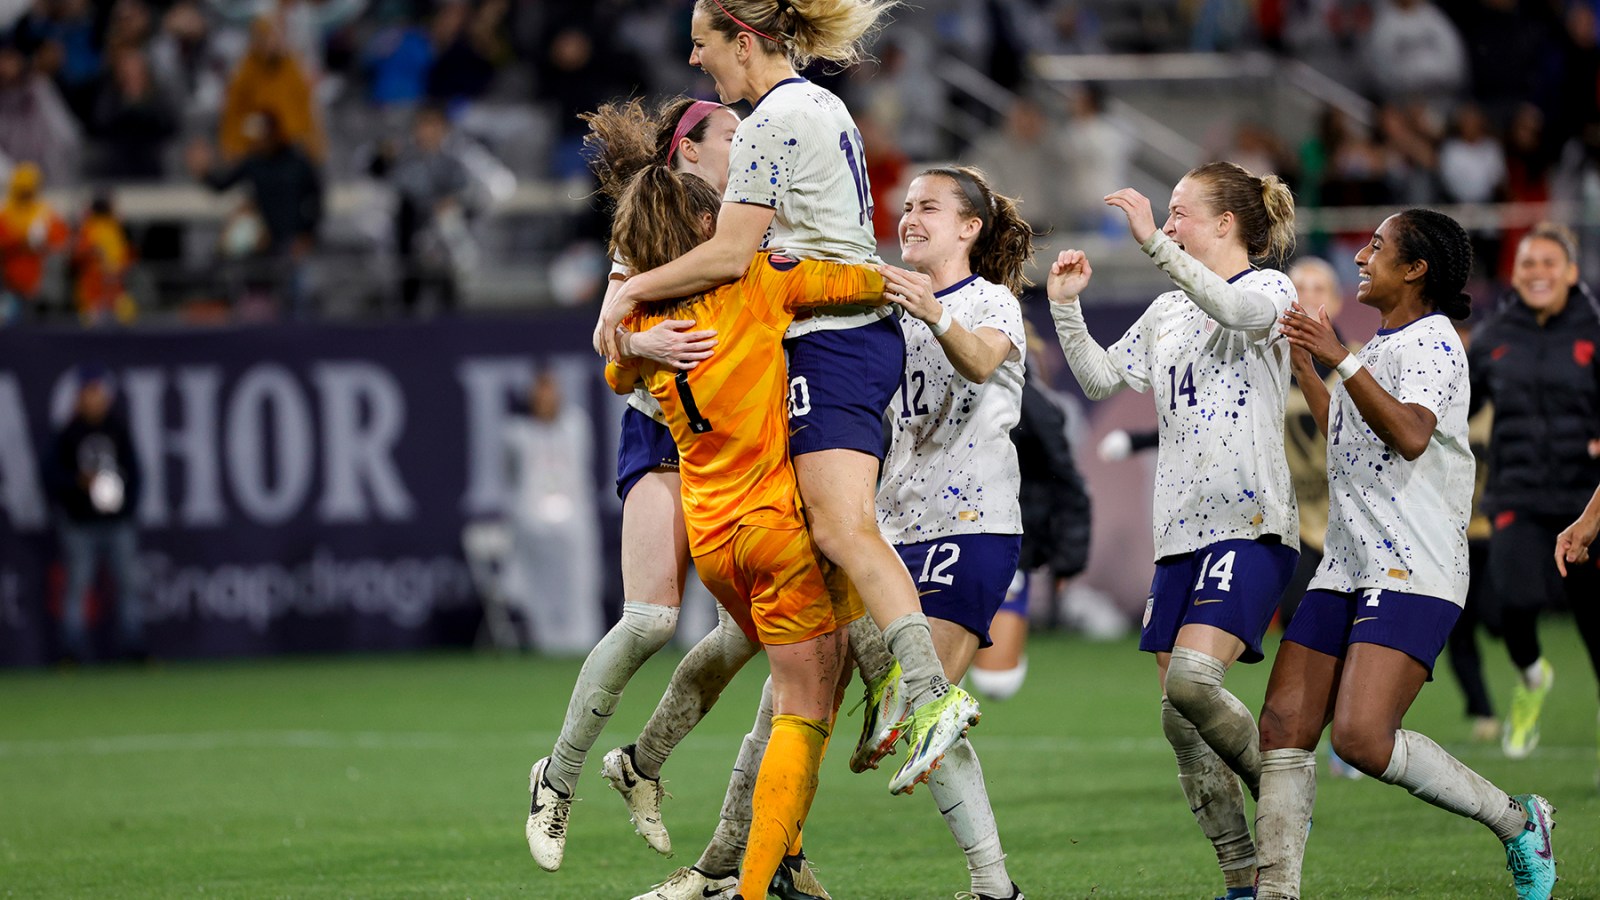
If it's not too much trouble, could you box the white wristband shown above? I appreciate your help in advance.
[1334,354,1363,380]
[930,307,953,337]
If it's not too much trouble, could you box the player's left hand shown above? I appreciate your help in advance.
[1104,188,1157,245]
[1555,514,1599,577]
[877,264,941,328]
[594,280,639,360]
[1279,302,1346,368]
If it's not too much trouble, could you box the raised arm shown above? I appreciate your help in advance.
[1141,232,1282,331]
[1047,250,1127,401]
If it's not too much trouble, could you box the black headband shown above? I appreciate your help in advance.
[930,168,993,231]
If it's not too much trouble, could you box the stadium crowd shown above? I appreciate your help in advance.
[2,0,1600,320]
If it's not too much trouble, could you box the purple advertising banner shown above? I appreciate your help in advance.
[0,314,627,667]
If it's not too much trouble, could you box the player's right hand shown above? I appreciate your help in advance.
[1555,515,1598,576]
[1048,249,1092,303]
[629,319,718,370]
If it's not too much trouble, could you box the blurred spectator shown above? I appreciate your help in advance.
[89,47,178,180]
[1500,102,1555,278]
[379,104,475,315]
[0,43,82,185]
[1309,106,1389,207]
[1363,0,1467,104]
[1438,102,1506,204]
[1550,4,1600,148]
[1377,101,1440,205]
[149,0,230,131]
[858,113,908,246]
[1455,0,1559,125]
[219,17,324,164]
[25,0,102,123]
[426,0,507,109]
[1225,120,1296,195]
[0,162,70,323]
[72,193,136,325]
[964,95,1073,234]
[850,36,947,161]
[361,8,434,110]
[189,110,323,317]
[1061,82,1130,232]
[534,17,645,180]
[43,364,145,663]
[502,370,602,655]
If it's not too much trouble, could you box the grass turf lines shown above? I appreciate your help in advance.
[3,623,1596,898]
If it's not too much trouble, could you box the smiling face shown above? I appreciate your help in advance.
[689,6,747,104]
[1511,235,1577,319]
[676,107,740,194]
[1161,177,1230,265]
[1353,215,1423,310]
[898,174,982,274]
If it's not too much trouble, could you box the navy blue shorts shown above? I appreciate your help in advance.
[1139,537,1299,664]
[998,570,1029,618]
[615,407,679,502]
[784,316,905,459]
[1283,587,1462,676]
[896,533,1022,649]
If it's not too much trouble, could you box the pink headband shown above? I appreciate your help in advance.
[666,100,724,165]
[710,0,778,42]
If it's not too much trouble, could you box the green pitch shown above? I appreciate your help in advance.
[4,622,1596,898]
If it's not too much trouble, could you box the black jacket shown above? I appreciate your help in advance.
[43,411,143,523]
[1469,285,1600,518]
[1011,379,1091,577]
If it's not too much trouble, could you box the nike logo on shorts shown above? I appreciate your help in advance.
[1192,598,1224,606]
[1353,616,1378,625]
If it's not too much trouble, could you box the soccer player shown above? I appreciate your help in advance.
[524,96,754,872]
[600,153,886,900]
[1047,162,1300,899]
[1467,222,1600,761]
[595,0,979,804]
[1254,210,1556,900]
[870,165,1034,899]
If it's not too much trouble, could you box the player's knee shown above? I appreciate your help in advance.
[1328,723,1394,777]
[1259,701,1315,752]
[619,601,679,654]
[1164,647,1226,720]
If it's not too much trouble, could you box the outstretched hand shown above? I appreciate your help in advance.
[1048,249,1093,303]
[1279,302,1347,368]
[1104,188,1158,245]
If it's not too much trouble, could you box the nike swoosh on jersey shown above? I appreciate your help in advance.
[1192,597,1224,606]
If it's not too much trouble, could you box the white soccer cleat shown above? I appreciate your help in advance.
[629,866,737,900]
[525,756,572,871]
[603,744,672,855]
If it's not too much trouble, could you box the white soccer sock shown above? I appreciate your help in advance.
[883,613,951,707]
[547,601,678,795]
[968,656,1028,701]
[926,737,1011,897]
[1165,647,1262,797]
[1377,729,1529,842]
[633,605,760,779]
[1162,697,1257,889]
[848,615,895,687]
[1254,747,1317,900]
[1522,658,1549,690]
[696,677,774,876]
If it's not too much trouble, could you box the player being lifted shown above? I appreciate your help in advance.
[595,0,980,806]
[1254,210,1555,900]
[604,155,887,899]
[524,96,753,873]
[1048,163,1300,900]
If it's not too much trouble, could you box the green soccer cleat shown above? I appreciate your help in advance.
[887,684,980,795]
[1504,793,1556,900]
[1503,660,1553,760]
[850,661,907,773]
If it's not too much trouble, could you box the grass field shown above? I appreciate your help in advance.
[4,622,1597,899]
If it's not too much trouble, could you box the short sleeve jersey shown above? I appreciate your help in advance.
[723,77,886,339]
[606,254,884,554]
[878,275,1026,543]
[1106,268,1301,558]
[1311,313,1473,605]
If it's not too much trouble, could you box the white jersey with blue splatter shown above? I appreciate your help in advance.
[1310,312,1473,605]
[877,275,1025,544]
[722,77,886,338]
[1101,260,1300,559]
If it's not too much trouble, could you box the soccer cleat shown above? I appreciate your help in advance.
[603,744,672,855]
[769,851,830,900]
[1213,888,1255,900]
[629,866,737,900]
[1503,660,1553,759]
[525,757,572,871]
[1471,715,1501,743]
[1504,793,1556,900]
[888,685,981,795]
[850,661,908,773]
[955,884,1025,900]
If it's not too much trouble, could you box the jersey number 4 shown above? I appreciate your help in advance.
[839,129,873,227]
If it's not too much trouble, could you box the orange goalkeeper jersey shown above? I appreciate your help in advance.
[605,253,884,555]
